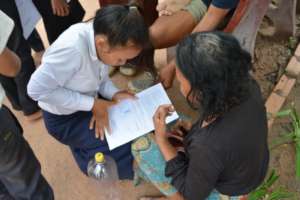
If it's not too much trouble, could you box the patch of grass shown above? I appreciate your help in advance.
[270,103,300,178]
[248,170,295,200]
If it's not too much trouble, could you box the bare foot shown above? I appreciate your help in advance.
[25,110,42,121]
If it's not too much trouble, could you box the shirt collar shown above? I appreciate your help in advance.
[88,22,98,61]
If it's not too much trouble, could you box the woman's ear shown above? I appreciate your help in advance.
[95,35,111,53]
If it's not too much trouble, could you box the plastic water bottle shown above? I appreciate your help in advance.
[87,152,119,181]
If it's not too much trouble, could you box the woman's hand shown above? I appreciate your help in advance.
[153,104,179,161]
[90,99,115,141]
[153,104,175,143]
[171,118,192,137]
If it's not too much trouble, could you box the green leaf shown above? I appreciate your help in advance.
[268,188,295,200]
[248,190,267,200]
[270,132,295,150]
[276,109,292,117]
[296,145,300,179]
[292,107,300,124]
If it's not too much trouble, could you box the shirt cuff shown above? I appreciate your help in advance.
[79,95,95,111]
[108,85,120,100]
[101,84,121,100]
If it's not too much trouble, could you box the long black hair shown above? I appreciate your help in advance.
[176,32,253,122]
[93,5,149,48]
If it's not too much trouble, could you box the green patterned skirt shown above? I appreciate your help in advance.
[132,134,248,200]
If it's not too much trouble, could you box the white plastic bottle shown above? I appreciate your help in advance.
[87,152,119,181]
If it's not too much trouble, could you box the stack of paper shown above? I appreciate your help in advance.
[105,83,178,150]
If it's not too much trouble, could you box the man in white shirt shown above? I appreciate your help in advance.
[28,5,149,179]
[0,10,54,200]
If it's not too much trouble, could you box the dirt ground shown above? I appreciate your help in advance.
[269,83,300,199]
[3,1,300,199]
[252,15,300,199]
[253,34,293,100]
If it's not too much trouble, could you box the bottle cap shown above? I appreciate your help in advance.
[95,152,104,163]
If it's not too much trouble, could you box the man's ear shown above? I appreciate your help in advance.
[95,35,111,53]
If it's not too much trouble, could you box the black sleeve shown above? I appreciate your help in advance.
[211,0,239,9]
[165,145,223,200]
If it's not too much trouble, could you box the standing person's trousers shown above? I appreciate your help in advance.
[27,29,45,53]
[0,106,54,200]
[32,0,85,44]
[0,0,40,115]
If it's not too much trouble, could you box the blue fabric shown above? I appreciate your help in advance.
[132,135,177,196]
[202,0,239,9]
[42,110,134,180]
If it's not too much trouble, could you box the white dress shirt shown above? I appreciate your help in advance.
[0,10,15,107]
[28,22,120,115]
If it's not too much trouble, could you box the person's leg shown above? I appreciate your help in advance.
[27,29,45,53]
[42,110,134,179]
[150,0,206,49]
[0,75,22,111]
[132,134,179,197]
[127,11,195,91]
[0,0,41,117]
[27,29,45,67]
[14,37,41,117]
[0,181,14,200]
[0,106,54,200]
[129,0,207,91]
[133,135,247,200]
[150,11,196,49]
[33,0,85,44]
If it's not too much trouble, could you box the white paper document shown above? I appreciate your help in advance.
[105,83,179,150]
[15,0,41,39]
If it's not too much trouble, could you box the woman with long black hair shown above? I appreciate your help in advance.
[133,32,269,200]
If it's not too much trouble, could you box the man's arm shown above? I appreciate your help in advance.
[192,4,230,33]
[0,47,21,77]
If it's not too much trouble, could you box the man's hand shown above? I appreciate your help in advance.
[112,90,137,103]
[157,0,191,16]
[89,99,115,141]
[51,0,70,17]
